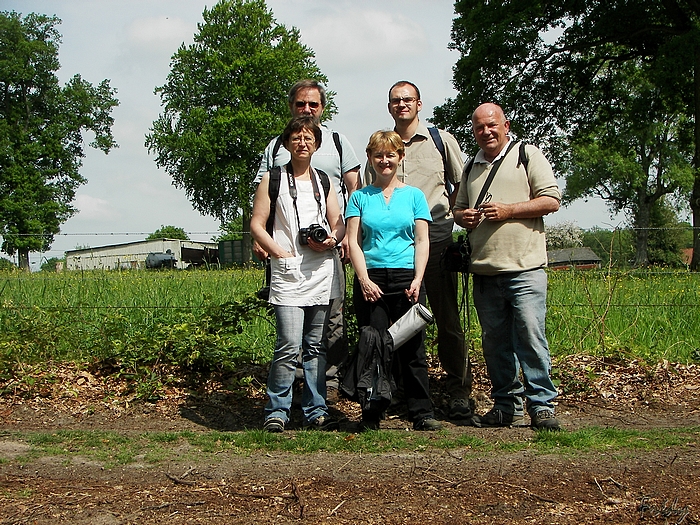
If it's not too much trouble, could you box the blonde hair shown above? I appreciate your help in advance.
[365,130,405,157]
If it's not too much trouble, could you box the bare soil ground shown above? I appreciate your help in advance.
[1,355,700,524]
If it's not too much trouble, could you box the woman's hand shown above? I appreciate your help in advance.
[405,278,421,303]
[359,276,383,303]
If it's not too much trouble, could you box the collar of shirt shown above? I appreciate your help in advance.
[396,120,430,144]
[474,136,513,164]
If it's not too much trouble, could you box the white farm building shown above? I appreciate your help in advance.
[65,239,218,270]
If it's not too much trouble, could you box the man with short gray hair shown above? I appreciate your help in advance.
[255,80,361,393]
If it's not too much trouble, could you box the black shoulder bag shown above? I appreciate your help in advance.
[440,141,518,273]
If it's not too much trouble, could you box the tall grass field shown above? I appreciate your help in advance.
[1,267,699,383]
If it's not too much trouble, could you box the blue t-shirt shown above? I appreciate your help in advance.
[346,185,431,269]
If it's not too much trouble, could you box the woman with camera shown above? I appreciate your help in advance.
[345,130,440,431]
[250,116,345,433]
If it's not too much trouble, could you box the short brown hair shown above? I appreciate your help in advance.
[388,80,420,101]
[282,115,323,148]
[365,130,405,157]
[288,80,327,108]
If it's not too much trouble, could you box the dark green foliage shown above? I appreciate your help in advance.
[40,257,63,272]
[0,11,118,269]
[146,225,190,241]
[217,217,245,241]
[582,228,635,268]
[145,0,331,226]
[435,2,697,268]
[0,294,273,398]
[646,202,689,267]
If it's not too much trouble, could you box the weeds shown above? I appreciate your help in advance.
[1,266,700,401]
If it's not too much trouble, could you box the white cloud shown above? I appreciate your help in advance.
[74,194,121,221]
[127,16,196,53]
[303,10,429,70]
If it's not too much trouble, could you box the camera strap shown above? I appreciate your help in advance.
[468,140,518,233]
[285,162,325,232]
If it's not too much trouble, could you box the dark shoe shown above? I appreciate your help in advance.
[471,409,525,428]
[448,398,473,420]
[531,410,561,431]
[304,415,339,431]
[263,417,285,433]
[413,417,442,431]
[358,418,380,431]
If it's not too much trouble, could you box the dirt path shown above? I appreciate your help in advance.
[1,357,699,524]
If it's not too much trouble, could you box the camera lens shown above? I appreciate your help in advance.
[310,226,327,243]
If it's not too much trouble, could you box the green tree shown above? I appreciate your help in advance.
[145,0,331,263]
[40,256,63,272]
[582,227,635,268]
[563,63,693,266]
[146,225,190,241]
[216,217,244,241]
[433,0,700,269]
[0,11,118,270]
[646,200,688,267]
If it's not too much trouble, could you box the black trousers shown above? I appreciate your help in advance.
[353,268,434,422]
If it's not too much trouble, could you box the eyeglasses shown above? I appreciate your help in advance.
[291,136,315,144]
[295,101,321,109]
[389,96,418,106]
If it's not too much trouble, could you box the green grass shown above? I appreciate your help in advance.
[5,426,698,466]
[1,266,700,397]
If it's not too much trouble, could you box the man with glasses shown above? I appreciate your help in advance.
[255,79,361,397]
[366,80,473,421]
[453,102,562,430]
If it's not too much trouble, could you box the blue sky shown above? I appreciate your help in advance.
[2,0,621,269]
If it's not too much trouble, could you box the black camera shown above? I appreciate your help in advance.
[299,223,328,245]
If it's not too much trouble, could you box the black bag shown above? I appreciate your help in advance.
[339,325,395,415]
[440,234,471,273]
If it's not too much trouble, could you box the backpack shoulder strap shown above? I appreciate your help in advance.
[517,141,529,171]
[265,166,282,236]
[332,132,343,166]
[315,169,331,199]
[428,126,453,195]
[332,131,349,208]
[271,135,284,161]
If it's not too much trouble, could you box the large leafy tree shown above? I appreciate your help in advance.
[563,62,693,266]
[0,11,118,270]
[433,0,700,269]
[145,0,331,262]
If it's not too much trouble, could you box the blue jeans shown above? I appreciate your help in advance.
[265,304,329,424]
[472,269,557,416]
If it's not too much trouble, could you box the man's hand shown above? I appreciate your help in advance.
[458,208,484,230]
[478,201,514,222]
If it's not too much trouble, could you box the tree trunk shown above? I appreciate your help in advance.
[633,198,651,267]
[242,208,253,264]
[18,248,30,271]
[691,46,700,271]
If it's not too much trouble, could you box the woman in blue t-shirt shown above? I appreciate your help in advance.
[346,130,441,431]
